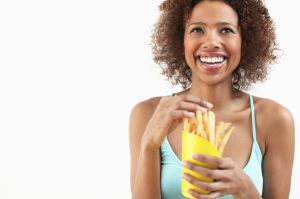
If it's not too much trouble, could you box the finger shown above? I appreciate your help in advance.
[183,173,225,192]
[192,154,234,169]
[183,160,232,181]
[170,110,195,120]
[188,189,222,199]
[180,94,213,109]
[208,169,232,181]
[182,161,214,179]
[177,101,207,112]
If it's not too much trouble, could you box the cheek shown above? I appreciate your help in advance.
[229,39,242,54]
[183,39,197,65]
[228,41,242,70]
[184,39,201,64]
[184,34,199,53]
[184,40,194,55]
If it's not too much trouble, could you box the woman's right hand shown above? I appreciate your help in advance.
[141,94,213,150]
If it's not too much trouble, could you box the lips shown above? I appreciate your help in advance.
[195,52,228,72]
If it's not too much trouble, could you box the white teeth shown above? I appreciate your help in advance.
[199,56,225,64]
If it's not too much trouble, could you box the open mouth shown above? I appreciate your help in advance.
[196,55,227,71]
[199,56,226,65]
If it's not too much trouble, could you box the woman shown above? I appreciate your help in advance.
[129,0,295,198]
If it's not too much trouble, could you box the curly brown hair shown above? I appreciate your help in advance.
[151,0,278,91]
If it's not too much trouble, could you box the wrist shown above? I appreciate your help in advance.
[141,135,160,152]
[141,129,164,151]
[235,175,261,199]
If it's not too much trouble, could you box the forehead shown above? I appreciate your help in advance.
[187,1,239,25]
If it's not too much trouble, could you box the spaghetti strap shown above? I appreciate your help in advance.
[249,95,257,141]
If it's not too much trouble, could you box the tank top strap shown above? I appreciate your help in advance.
[249,95,257,142]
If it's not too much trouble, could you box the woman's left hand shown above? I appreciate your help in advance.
[182,153,251,199]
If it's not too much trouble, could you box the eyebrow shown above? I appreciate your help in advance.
[187,22,238,28]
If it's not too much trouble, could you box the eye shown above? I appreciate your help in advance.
[220,27,235,34]
[190,27,204,33]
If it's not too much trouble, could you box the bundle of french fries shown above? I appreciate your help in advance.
[183,110,234,154]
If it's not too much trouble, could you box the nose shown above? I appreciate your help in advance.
[201,32,221,50]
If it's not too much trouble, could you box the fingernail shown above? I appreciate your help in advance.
[188,112,195,117]
[192,154,200,160]
[183,173,188,179]
[200,107,207,112]
[182,161,188,167]
[207,102,213,108]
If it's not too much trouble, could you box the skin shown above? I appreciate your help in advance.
[129,1,295,199]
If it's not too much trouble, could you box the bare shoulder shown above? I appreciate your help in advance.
[130,96,162,123]
[129,96,162,139]
[252,95,294,146]
[253,96,294,126]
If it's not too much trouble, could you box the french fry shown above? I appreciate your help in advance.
[183,109,234,155]
[207,111,215,146]
[190,117,197,134]
[214,122,224,147]
[202,112,209,140]
[215,122,231,148]
[183,118,189,131]
[196,111,203,134]
[196,111,206,138]
[218,126,235,154]
[222,122,232,134]
[200,129,208,139]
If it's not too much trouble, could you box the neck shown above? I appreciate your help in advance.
[188,77,236,111]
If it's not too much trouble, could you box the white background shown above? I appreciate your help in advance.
[0,0,299,198]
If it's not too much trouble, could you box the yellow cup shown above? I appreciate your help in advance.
[182,130,221,198]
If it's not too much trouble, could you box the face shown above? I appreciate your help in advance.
[184,0,242,85]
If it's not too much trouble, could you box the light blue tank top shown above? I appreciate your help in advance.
[160,95,263,199]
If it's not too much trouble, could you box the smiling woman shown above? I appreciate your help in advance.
[129,1,294,199]
[184,1,242,87]
[151,0,277,92]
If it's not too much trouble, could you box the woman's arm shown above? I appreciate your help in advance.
[261,103,295,199]
[129,101,161,199]
[129,95,212,199]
